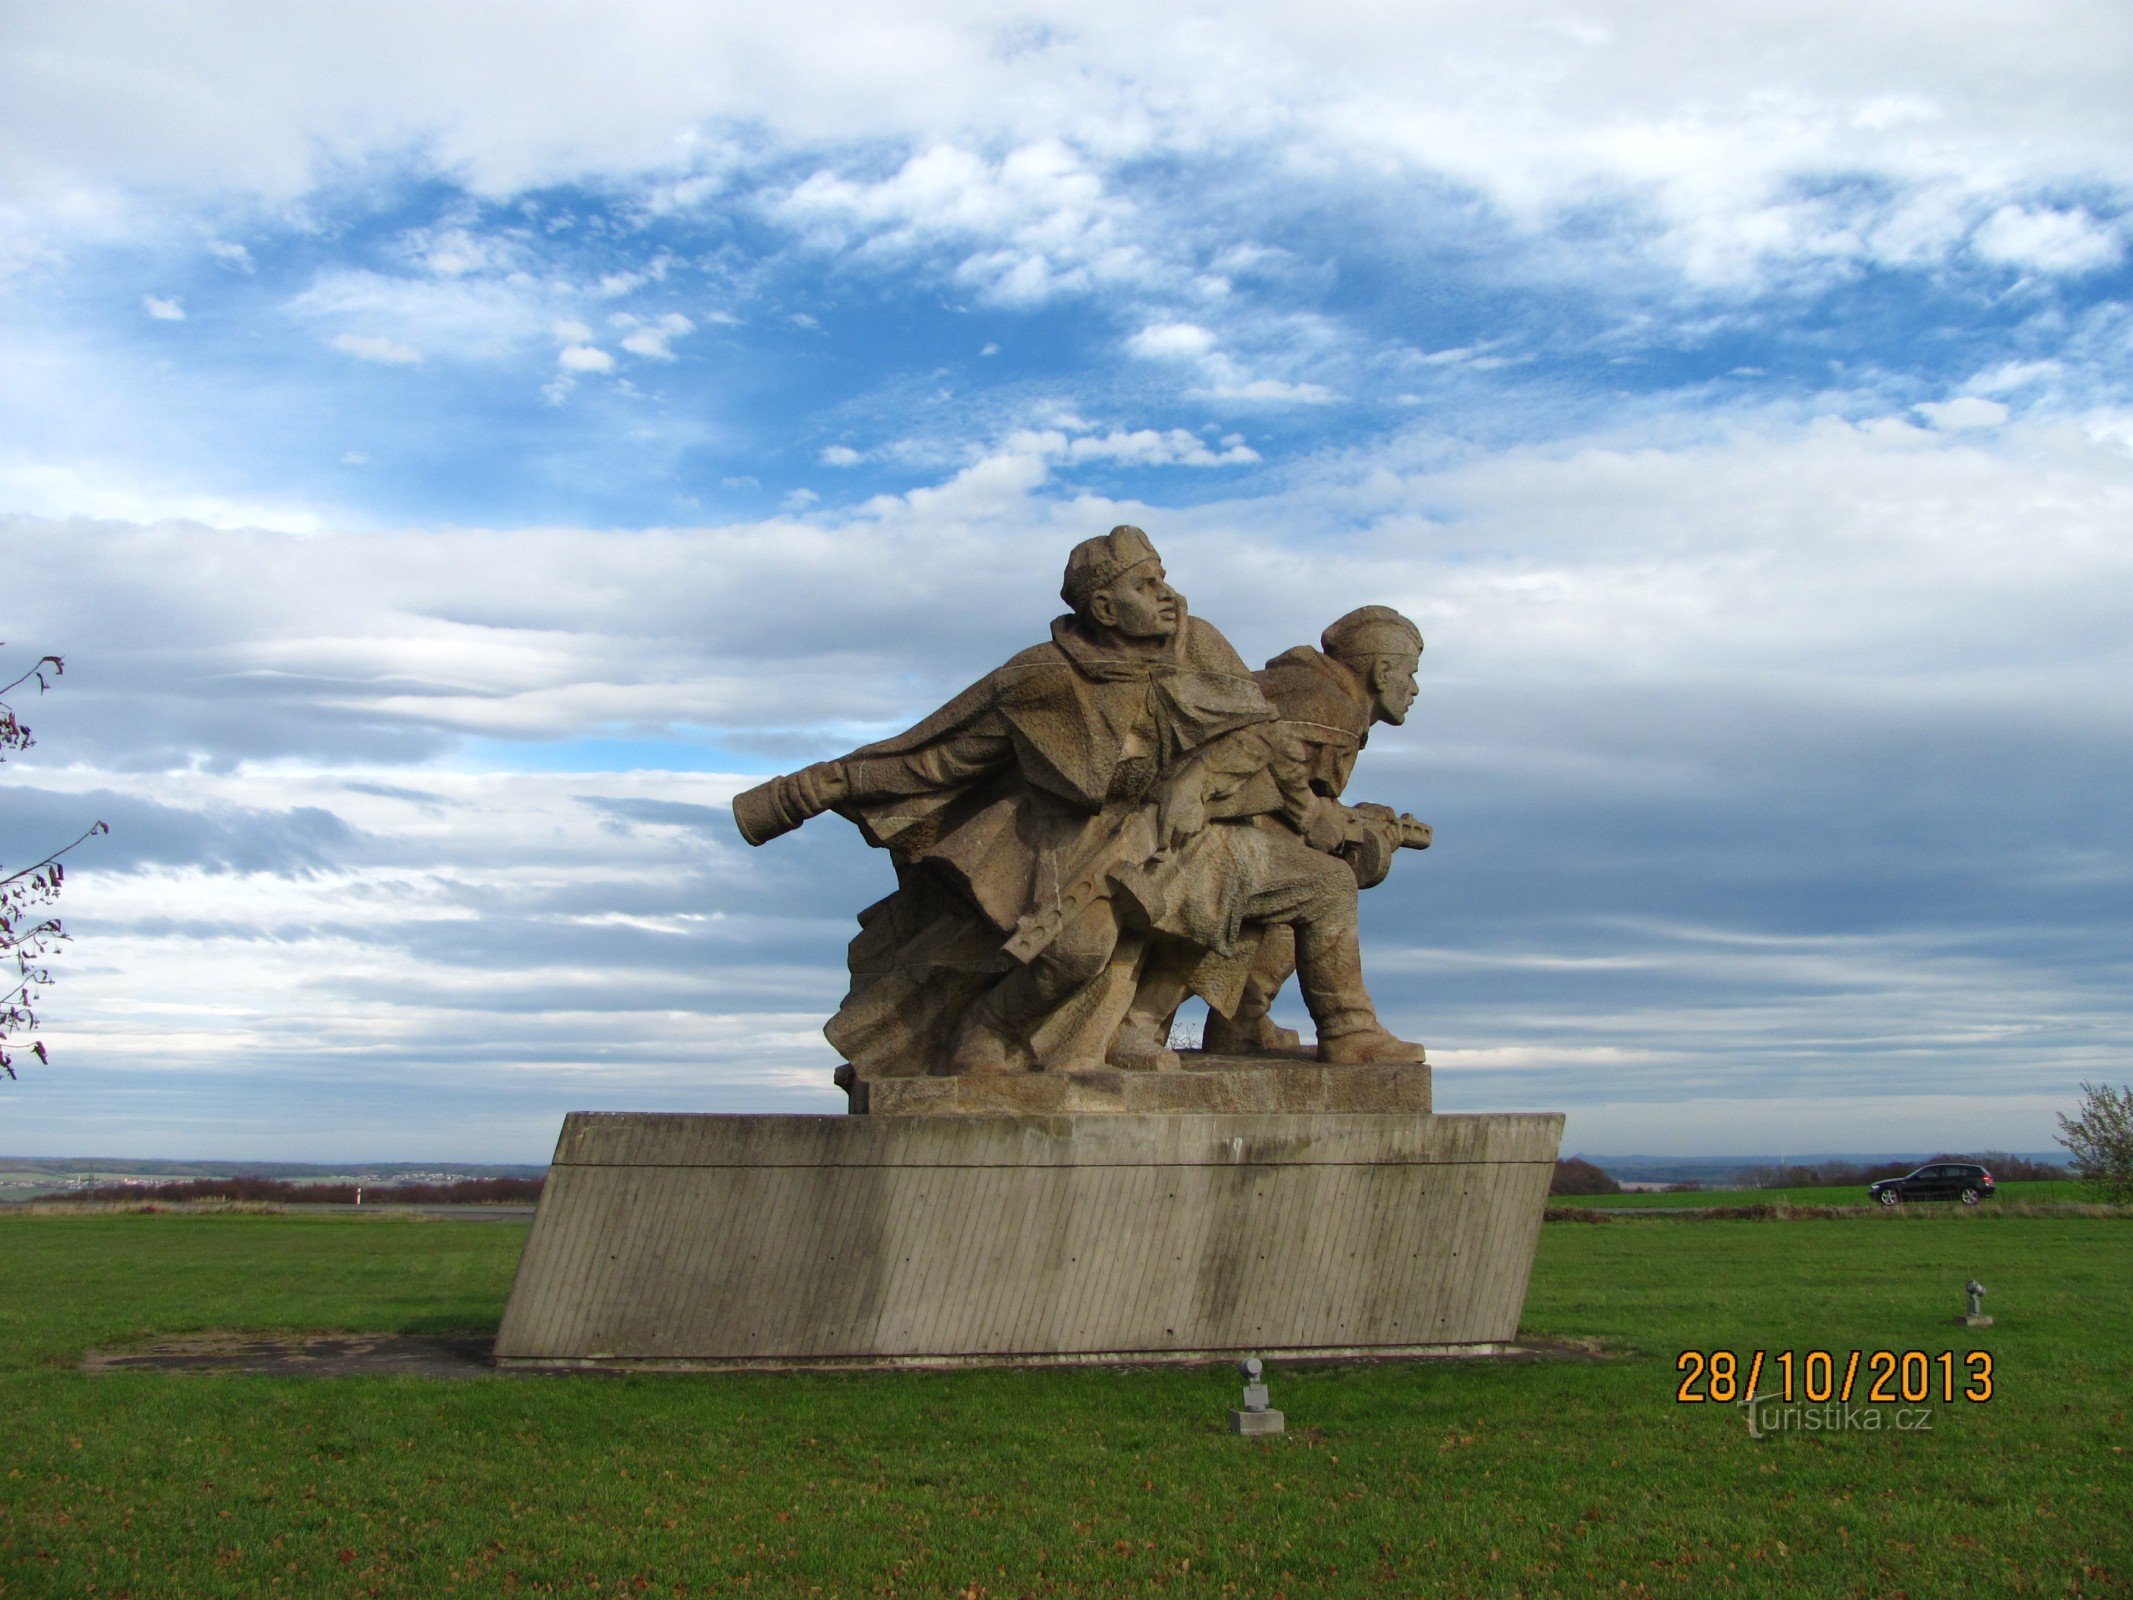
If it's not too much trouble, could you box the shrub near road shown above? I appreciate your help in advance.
[64,1176,544,1207]
[1,1211,2127,1599]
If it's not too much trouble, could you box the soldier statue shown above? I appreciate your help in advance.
[733,526,1432,1085]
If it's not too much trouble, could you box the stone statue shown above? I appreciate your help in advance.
[1203,605,1430,1053]
[732,526,1433,1088]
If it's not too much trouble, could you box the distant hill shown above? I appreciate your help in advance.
[0,1156,546,1200]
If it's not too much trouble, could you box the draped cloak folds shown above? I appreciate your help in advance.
[821,612,1294,1077]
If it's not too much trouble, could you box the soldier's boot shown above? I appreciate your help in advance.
[1315,1024,1427,1066]
[1203,1009,1305,1054]
[1296,920,1426,1065]
[1105,1012,1180,1073]
[1109,958,1188,1071]
[1203,924,1304,1054]
[949,903,1120,1075]
[947,976,1037,1076]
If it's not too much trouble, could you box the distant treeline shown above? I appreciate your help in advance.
[1549,1158,1622,1196]
[1744,1152,2068,1189]
[68,1176,544,1206]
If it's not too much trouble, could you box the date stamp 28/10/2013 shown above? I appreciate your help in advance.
[1675,1348,1994,1407]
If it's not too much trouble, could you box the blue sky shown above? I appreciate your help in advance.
[2,1,2130,1160]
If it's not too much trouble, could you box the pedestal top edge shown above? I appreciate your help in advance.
[546,1109,1566,1169]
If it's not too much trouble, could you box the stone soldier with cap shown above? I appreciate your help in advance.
[1203,604,1433,1054]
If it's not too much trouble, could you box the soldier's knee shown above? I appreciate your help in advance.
[1032,902,1119,991]
[1297,850,1359,922]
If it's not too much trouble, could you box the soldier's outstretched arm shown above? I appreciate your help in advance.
[731,761,850,846]
[731,725,1015,846]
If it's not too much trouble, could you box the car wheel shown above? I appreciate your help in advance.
[1878,1189,1901,1207]
[1960,1187,1980,1205]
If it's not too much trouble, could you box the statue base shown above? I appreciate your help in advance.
[850,1050,1429,1116]
[495,1107,1563,1371]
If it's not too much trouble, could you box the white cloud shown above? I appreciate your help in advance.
[141,294,184,320]
[773,138,1159,306]
[329,331,422,364]
[2,2,2128,299]
[556,343,613,372]
[289,270,557,362]
[1969,359,2066,396]
[1972,205,2124,274]
[1915,396,2008,431]
[408,224,514,278]
[615,311,694,360]
[999,424,1260,468]
[819,444,865,466]
[1127,322,1217,361]
[1196,377,1338,405]
[0,460,327,532]
[1126,319,1340,406]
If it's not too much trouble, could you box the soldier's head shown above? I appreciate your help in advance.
[1322,606,1423,725]
[1061,525,1183,641]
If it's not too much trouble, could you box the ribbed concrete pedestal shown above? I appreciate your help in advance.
[496,1110,1563,1370]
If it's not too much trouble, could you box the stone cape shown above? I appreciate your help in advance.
[825,611,1301,1079]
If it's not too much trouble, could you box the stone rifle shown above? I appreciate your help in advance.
[1003,795,1166,963]
[1381,811,1434,850]
[1010,802,1434,965]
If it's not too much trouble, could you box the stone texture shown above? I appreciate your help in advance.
[1229,1408,1286,1436]
[732,527,1436,1096]
[493,1108,1563,1370]
[856,1051,1429,1116]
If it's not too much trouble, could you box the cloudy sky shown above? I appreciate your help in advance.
[2,1,2128,1162]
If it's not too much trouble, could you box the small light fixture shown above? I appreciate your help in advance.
[1228,1356,1285,1436]
[1960,1279,1993,1327]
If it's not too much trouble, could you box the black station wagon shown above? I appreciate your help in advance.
[1869,1162,1996,1206]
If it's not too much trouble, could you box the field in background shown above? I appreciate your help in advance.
[2,1211,2128,1598]
[1551,1179,2089,1210]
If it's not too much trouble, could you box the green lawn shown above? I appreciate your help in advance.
[1552,1178,2089,1209]
[2,1210,2128,1599]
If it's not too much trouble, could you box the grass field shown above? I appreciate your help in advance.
[3,1210,2128,1599]
[1551,1179,2090,1209]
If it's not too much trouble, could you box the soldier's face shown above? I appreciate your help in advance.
[1093,560,1182,639]
[1371,652,1421,724]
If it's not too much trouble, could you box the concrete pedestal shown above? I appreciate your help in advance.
[496,1109,1563,1370]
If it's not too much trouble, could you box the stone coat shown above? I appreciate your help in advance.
[823,612,1313,1075]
